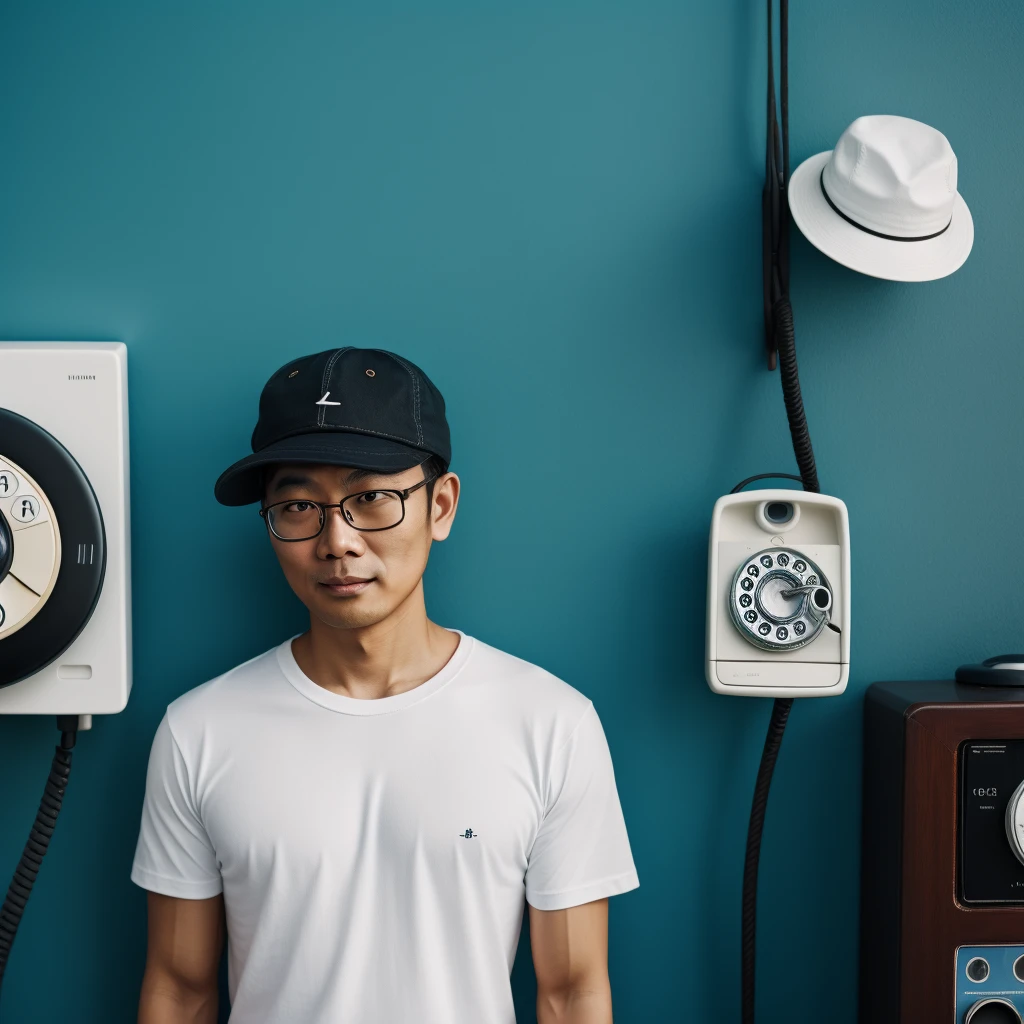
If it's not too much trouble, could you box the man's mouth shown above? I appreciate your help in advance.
[317,576,375,596]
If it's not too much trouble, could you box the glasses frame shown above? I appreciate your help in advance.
[259,474,437,541]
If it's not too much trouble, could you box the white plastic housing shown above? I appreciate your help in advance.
[0,343,131,713]
[706,489,850,698]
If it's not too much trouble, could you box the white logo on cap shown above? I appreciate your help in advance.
[315,392,341,406]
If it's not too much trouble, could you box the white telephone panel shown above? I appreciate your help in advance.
[706,489,850,698]
[0,343,131,713]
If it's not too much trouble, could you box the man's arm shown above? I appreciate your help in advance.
[138,892,225,1024]
[529,897,613,1024]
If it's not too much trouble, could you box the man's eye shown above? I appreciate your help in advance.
[284,501,314,513]
[357,492,383,504]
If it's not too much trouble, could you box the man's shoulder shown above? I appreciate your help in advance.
[164,640,287,732]
[463,633,593,726]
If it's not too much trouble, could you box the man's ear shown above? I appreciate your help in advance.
[429,472,460,542]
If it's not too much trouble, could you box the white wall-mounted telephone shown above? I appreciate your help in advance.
[0,342,131,712]
[705,489,850,698]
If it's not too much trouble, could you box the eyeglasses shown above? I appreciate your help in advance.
[259,475,436,541]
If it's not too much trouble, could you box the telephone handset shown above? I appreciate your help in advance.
[705,489,850,698]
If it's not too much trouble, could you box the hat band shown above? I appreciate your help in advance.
[818,169,952,242]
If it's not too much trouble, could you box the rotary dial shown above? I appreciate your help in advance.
[0,456,61,640]
[729,547,833,652]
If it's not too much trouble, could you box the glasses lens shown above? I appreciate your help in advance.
[342,490,403,530]
[267,501,322,540]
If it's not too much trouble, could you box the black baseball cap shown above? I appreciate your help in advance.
[214,347,451,506]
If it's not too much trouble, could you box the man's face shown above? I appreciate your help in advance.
[262,462,459,631]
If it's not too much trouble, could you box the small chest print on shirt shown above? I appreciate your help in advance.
[458,828,478,839]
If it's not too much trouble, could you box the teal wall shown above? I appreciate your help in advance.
[1,2,1021,1021]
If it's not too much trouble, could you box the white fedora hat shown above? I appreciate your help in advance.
[788,114,973,282]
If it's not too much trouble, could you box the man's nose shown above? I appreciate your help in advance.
[317,505,366,558]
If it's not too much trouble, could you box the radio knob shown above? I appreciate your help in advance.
[964,998,1022,1023]
[1014,955,1024,984]
[967,957,991,983]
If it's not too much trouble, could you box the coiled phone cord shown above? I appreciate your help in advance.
[739,0,822,1021]
[0,717,79,1002]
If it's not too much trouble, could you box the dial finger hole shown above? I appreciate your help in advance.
[11,496,39,523]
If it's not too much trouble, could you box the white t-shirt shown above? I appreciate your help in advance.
[131,630,639,1023]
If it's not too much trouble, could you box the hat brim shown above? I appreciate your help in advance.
[788,150,974,283]
[214,431,433,506]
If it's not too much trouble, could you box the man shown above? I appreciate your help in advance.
[132,347,639,1023]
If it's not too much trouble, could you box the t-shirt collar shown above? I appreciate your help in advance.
[276,629,472,716]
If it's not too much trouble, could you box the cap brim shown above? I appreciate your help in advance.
[214,431,432,506]
[788,150,974,282]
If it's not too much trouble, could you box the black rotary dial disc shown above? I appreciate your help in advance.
[0,408,106,687]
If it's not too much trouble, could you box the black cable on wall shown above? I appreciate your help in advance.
[741,1,822,1021]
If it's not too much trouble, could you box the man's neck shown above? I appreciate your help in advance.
[290,582,460,700]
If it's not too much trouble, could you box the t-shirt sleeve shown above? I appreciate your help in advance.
[525,702,640,911]
[130,712,223,899]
